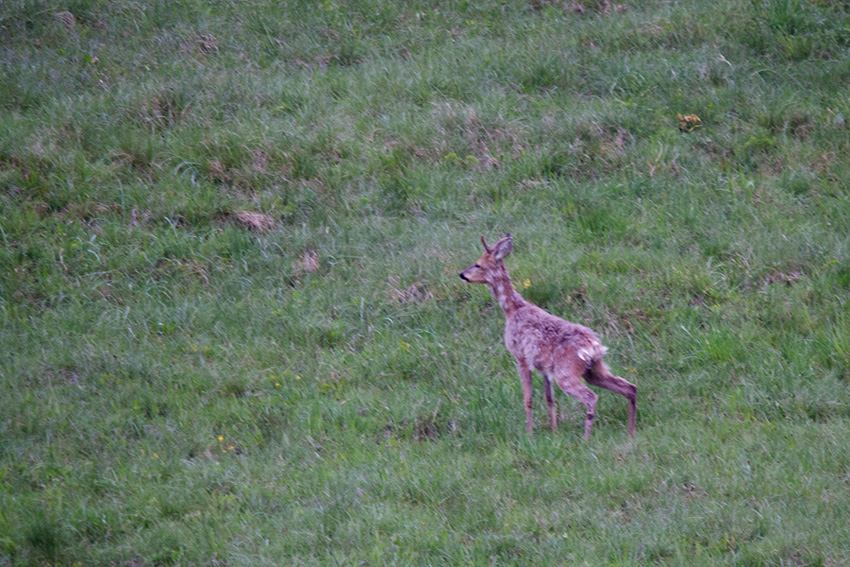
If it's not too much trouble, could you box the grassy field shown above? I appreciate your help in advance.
[2,0,850,564]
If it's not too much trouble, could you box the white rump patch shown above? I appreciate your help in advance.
[576,341,608,363]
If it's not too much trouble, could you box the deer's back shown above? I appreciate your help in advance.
[505,303,607,373]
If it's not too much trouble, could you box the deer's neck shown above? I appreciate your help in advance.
[488,267,524,318]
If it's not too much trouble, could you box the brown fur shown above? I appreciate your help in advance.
[460,234,636,439]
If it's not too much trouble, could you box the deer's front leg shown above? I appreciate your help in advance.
[543,375,557,432]
[517,361,534,435]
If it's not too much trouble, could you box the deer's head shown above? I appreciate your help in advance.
[459,234,513,284]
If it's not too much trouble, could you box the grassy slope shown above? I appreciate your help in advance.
[1,0,850,564]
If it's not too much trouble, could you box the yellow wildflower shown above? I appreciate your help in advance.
[677,113,702,132]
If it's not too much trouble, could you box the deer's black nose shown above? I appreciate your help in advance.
[459,272,468,281]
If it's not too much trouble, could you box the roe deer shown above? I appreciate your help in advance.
[459,234,636,439]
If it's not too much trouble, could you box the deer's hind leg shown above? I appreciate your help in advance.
[552,368,598,440]
[584,360,637,438]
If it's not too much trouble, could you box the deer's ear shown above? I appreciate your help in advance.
[493,234,513,260]
[480,235,491,254]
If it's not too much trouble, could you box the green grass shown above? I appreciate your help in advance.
[2,0,850,564]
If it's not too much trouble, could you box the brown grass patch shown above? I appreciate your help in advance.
[294,250,319,274]
[55,11,76,30]
[388,276,433,304]
[235,211,275,232]
[765,271,803,287]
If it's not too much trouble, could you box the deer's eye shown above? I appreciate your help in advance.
[474,264,481,269]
